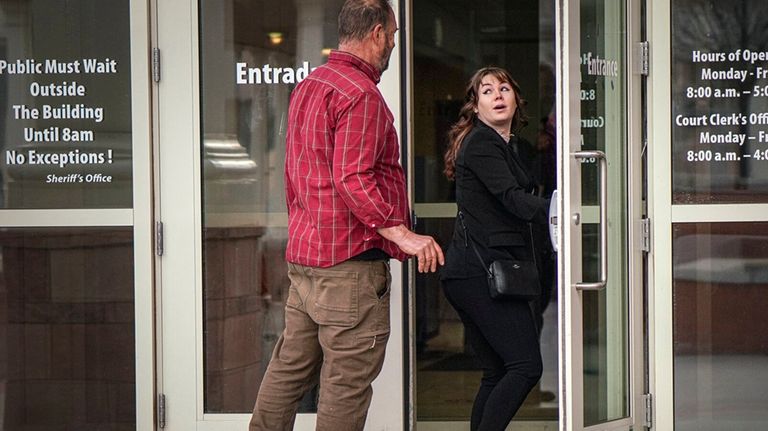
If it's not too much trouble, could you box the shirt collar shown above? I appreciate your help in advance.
[329,50,381,83]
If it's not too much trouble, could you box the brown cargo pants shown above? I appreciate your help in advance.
[249,259,391,431]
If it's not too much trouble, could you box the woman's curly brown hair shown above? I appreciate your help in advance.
[443,67,528,180]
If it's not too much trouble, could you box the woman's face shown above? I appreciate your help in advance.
[475,74,517,131]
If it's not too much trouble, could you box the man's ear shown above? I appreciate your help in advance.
[371,23,385,42]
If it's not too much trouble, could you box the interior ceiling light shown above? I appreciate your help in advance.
[268,32,284,45]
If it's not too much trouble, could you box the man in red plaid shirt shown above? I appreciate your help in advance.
[249,1,443,430]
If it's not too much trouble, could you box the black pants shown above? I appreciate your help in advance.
[441,276,543,431]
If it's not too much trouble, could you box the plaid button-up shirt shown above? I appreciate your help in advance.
[284,50,410,267]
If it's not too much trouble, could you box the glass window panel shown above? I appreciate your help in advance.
[412,0,558,424]
[581,222,629,426]
[199,0,344,414]
[579,0,629,425]
[412,0,551,204]
[0,0,133,209]
[672,1,768,203]
[673,222,768,430]
[579,0,627,205]
[414,218,472,421]
[0,227,135,430]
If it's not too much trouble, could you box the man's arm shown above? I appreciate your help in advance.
[333,92,444,271]
[332,92,398,229]
[377,224,444,273]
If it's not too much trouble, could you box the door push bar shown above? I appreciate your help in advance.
[572,150,607,291]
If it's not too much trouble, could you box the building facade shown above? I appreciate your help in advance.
[0,0,766,430]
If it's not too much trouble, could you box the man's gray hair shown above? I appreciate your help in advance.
[338,0,392,43]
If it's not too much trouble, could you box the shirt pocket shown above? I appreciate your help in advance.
[310,268,359,327]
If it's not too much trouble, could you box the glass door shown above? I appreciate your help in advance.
[556,0,645,429]
[157,0,404,429]
[408,0,559,429]
[0,0,154,429]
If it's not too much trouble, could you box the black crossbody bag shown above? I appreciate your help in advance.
[458,211,541,301]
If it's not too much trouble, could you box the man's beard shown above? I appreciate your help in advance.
[379,49,392,73]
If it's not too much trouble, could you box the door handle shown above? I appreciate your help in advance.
[548,189,559,253]
[572,150,607,291]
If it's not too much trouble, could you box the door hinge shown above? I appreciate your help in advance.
[641,218,651,253]
[156,221,164,256]
[636,41,649,76]
[158,393,167,428]
[152,48,161,82]
[643,393,653,428]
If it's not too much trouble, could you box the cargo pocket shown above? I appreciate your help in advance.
[357,327,391,375]
[311,268,359,327]
[359,327,390,348]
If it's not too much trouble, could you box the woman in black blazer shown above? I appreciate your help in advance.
[441,67,550,431]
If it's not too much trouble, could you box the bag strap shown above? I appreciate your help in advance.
[458,210,538,275]
[458,211,492,278]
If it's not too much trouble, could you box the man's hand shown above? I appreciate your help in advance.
[377,224,445,273]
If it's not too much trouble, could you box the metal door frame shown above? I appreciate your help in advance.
[555,0,647,429]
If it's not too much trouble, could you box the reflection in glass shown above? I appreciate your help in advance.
[580,0,627,205]
[672,0,768,203]
[0,228,135,430]
[580,0,629,425]
[0,0,133,209]
[581,222,628,426]
[412,0,559,423]
[415,218,475,421]
[199,0,344,413]
[673,223,768,430]
[412,0,555,204]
